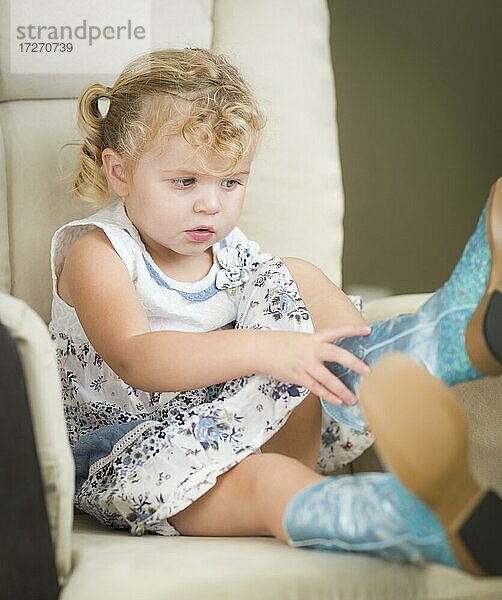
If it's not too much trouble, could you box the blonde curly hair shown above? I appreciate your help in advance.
[67,48,267,207]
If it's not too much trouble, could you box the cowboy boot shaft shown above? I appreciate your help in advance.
[323,203,490,432]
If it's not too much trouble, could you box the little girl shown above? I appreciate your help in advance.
[50,47,501,576]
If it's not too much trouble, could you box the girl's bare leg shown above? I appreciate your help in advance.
[260,258,366,468]
[170,261,362,538]
[169,453,323,541]
[282,257,365,331]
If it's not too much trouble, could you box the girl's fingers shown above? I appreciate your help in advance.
[316,324,371,343]
[303,373,345,406]
[323,344,371,377]
[308,365,358,405]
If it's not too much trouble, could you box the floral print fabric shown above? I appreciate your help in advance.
[66,260,373,536]
[215,240,266,290]
[49,202,373,537]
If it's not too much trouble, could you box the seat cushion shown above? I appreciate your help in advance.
[62,513,502,600]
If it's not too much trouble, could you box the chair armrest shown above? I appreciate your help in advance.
[0,293,74,586]
[364,293,432,324]
[0,318,59,598]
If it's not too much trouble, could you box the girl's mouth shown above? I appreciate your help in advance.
[185,229,215,242]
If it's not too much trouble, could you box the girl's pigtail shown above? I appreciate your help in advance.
[73,82,111,206]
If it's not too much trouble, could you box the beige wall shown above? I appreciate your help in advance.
[328,0,502,295]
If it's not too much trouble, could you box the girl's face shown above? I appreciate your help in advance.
[104,133,253,266]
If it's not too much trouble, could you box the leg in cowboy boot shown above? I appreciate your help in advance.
[282,353,502,575]
[322,178,502,432]
[360,353,502,576]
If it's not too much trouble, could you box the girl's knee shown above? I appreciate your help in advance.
[281,256,319,281]
[281,256,361,329]
[281,257,337,296]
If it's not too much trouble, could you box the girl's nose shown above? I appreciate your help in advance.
[193,186,222,214]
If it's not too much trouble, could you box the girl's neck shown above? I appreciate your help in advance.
[146,243,215,283]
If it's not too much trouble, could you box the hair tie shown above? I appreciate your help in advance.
[97,86,111,119]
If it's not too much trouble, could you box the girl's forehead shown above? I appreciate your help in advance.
[144,134,252,173]
[155,135,204,164]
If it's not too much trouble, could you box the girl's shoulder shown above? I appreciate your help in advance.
[52,201,130,239]
[52,201,138,253]
[51,201,139,288]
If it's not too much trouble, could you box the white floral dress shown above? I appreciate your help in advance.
[49,201,373,536]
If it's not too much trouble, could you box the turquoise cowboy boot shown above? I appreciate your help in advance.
[285,354,502,576]
[322,178,502,432]
[283,473,460,568]
[356,352,502,576]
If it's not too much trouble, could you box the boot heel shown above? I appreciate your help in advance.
[466,179,502,376]
[458,490,502,576]
[483,290,502,363]
[465,178,502,376]
[359,353,500,575]
[466,290,502,376]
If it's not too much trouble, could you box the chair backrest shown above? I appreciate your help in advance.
[0,0,344,585]
[0,0,345,324]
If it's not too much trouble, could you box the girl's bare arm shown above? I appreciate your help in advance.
[61,228,268,392]
[62,229,371,401]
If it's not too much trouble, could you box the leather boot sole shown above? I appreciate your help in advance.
[466,177,502,375]
[360,353,499,576]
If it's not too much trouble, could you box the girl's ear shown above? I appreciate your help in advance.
[102,149,130,197]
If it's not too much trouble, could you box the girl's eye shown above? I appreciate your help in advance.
[169,178,244,189]
[171,178,195,188]
[222,179,243,189]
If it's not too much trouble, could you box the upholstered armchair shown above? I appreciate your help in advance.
[1,1,501,598]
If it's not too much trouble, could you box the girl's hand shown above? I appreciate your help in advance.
[256,325,372,406]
